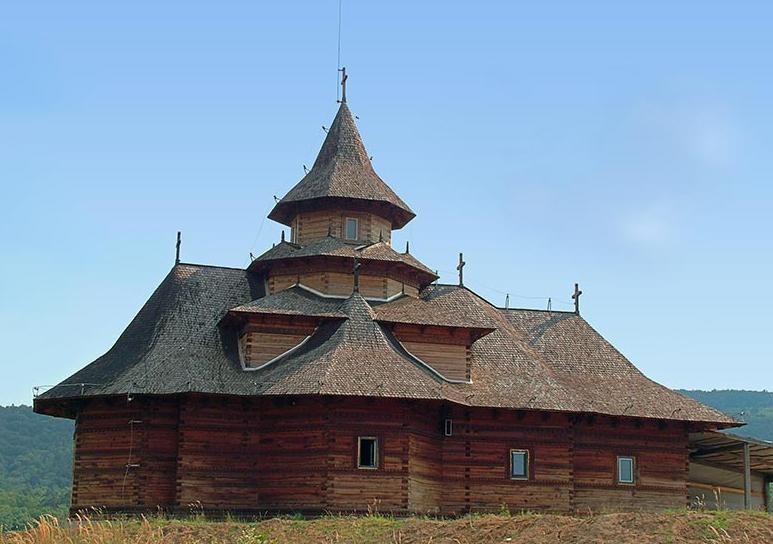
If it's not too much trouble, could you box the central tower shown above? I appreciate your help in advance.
[268,102,414,246]
[250,100,436,299]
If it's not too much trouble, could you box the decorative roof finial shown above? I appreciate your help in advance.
[457,253,466,287]
[405,241,410,254]
[338,67,348,104]
[352,258,361,293]
[572,283,583,315]
[281,230,286,243]
[175,231,181,265]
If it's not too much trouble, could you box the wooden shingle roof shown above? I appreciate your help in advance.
[268,103,415,228]
[35,263,740,428]
[373,284,497,331]
[249,236,437,283]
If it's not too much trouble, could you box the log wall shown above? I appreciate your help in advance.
[240,331,310,368]
[70,396,692,515]
[292,210,392,245]
[268,271,415,300]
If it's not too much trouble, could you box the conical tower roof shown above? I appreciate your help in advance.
[268,102,415,229]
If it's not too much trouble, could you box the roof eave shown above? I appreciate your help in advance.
[268,196,415,229]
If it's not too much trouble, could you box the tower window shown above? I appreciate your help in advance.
[345,217,359,240]
[617,456,635,484]
[357,436,378,469]
[510,449,529,480]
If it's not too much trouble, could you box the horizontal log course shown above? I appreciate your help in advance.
[69,395,692,515]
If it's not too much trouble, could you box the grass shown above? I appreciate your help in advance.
[1,510,771,544]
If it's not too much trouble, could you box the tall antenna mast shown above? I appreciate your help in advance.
[336,0,343,102]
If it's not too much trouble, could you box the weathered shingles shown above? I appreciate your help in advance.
[37,263,263,399]
[37,264,737,426]
[487,308,737,424]
[374,284,497,330]
[268,103,415,228]
[229,285,346,317]
[253,294,458,401]
[252,237,437,277]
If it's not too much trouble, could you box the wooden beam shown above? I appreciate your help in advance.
[744,443,752,509]
[690,442,745,458]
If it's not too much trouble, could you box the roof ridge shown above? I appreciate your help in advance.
[176,262,247,272]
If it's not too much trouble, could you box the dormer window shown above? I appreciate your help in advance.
[344,217,359,241]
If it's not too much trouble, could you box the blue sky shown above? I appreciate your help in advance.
[1,1,771,406]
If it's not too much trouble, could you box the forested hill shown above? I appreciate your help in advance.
[1,391,771,529]
[0,406,73,529]
[679,389,773,441]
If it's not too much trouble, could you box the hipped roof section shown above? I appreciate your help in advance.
[248,236,437,284]
[373,284,497,334]
[36,263,739,428]
[268,103,415,229]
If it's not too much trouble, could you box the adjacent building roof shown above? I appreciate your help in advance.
[690,431,773,475]
[35,262,739,428]
[268,103,415,229]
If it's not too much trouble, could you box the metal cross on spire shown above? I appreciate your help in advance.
[338,67,348,103]
[457,253,466,287]
[572,283,583,315]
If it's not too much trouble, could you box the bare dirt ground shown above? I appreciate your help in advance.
[2,511,772,544]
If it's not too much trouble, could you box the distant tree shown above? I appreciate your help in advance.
[0,405,73,530]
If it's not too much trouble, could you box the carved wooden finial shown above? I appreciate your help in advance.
[281,230,286,243]
[175,231,181,265]
[457,253,466,287]
[405,241,410,254]
[572,283,583,315]
[352,258,361,293]
[338,67,348,104]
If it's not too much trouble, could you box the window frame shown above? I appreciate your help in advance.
[344,217,359,241]
[357,436,379,470]
[444,418,453,437]
[509,448,530,480]
[616,455,636,485]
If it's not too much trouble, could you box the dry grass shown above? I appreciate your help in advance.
[1,510,771,544]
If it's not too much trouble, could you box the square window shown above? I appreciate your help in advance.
[345,218,359,240]
[510,449,529,480]
[358,437,378,469]
[617,456,635,484]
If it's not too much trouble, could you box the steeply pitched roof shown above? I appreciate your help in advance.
[268,103,415,228]
[250,237,437,281]
[35,264,738,428]
[467,307,736,424]
[250,293,458,401]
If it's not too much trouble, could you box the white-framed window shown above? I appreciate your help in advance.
[444,418,453,437]
[617,455,635,484]
[344,217,359,241]
[357,436,378,469]
[510,449,529,480]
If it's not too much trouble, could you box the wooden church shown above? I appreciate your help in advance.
[35,82,738,515]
